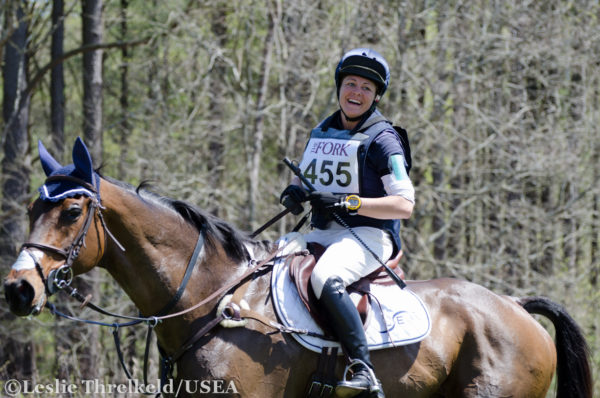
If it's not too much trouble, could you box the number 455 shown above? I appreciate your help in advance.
[303,159,352,187]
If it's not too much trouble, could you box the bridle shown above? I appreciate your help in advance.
[21,175,124,296]
[19,174,310,395]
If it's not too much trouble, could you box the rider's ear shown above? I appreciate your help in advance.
[72,136,94,184]
[38,140,62,176]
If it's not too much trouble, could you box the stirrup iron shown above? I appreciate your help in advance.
[340,359,381,394]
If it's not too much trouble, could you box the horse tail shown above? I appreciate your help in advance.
[518,296,592,398]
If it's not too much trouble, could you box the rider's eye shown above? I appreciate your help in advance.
[61,206,82,223]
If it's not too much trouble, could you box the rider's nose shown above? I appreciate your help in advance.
[4,278,35,316]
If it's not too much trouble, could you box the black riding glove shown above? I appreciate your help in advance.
[308,192,347,215]
[280,184,308,215]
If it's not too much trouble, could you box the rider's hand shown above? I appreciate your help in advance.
[308,192,347,214]
[280,184,308,215]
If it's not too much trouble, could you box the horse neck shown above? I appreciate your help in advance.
[97,180,210,317]
[95,179,273,353]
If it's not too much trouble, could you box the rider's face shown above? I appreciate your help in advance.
[339,75,378,120]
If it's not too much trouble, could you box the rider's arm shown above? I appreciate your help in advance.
[357,131,415,220]
[355,194,413,220]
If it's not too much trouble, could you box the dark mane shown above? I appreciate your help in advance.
[168,199,251,263]
[104,177,253,263]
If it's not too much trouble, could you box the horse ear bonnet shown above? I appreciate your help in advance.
[39,140,63,176]
[38,137,101,202]
[72,136,95,184]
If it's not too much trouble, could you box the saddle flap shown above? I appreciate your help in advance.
[286,243,406,334]
[286,244,332,334]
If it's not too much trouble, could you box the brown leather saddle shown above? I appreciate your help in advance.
[285,242,405,336]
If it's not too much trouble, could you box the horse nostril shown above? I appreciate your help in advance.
[4,279,35,317]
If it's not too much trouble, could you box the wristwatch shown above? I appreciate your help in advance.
[345,194,362,215]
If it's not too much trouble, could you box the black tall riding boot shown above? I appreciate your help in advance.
[318,276,384,398]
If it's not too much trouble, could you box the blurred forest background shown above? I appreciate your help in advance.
[0,0,598,396]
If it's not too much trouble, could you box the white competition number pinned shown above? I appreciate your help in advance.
[298,138,360,193]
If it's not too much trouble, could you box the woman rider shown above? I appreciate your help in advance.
[280,48,414,398]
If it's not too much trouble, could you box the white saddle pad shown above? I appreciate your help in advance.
[271,234,431,353]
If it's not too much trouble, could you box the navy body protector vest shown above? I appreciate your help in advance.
[305,110,411,254]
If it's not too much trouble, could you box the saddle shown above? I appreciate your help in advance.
[285,243,405,336]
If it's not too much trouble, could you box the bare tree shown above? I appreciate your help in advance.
[72,0,103,380]
[117,0,130,180]
[82,0,103,162]
[0,1,34,382]
[50,0,65,158]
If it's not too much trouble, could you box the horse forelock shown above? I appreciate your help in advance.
[103,177,254,263]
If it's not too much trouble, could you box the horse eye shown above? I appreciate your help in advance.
[62,206,83,222]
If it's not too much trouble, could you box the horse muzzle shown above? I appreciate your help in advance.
[4,277,45,316]
[4,250,49,316]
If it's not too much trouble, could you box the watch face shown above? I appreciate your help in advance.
[346,195,361,211]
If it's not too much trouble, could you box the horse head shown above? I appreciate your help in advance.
[4,138,107,316]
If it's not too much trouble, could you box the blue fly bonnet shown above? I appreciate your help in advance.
[38,137,101,203]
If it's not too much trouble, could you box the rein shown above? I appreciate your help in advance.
[48,241,288,394]
[27,175,316,393]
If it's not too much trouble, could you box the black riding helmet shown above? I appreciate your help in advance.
[335,48,390,123]
[335,48,390,99]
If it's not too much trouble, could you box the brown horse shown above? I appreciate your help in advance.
[4,139,592,398]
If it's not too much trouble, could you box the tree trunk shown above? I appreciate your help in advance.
[82,0,103,163]
[0,2,35,382]
[205,2,228,217]
[50,0,65,159]
[76,0,103,379]
[246,11,274,229]
[50,0,73,381]
[117,0,130,180]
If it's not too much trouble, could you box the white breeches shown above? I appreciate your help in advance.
[304,223,393,299]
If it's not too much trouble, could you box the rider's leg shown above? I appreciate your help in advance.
[307,226,392,397]
[317,276,384,397]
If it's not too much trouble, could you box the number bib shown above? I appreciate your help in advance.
[298,136,361,194]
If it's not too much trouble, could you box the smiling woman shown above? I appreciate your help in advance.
[279,48,414,397]
[338,75,378,128]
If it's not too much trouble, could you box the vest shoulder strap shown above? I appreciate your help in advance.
[359,116,412,175]
[393,125,412,174]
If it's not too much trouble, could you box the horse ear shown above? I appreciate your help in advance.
[38,140,62,176]
[72,136,94,183]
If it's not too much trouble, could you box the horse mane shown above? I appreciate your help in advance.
[103,176,253,263]
[168,198,251,263]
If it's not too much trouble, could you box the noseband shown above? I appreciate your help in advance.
[21,175,123,295]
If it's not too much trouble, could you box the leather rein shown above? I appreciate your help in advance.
[24,175,303,393]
